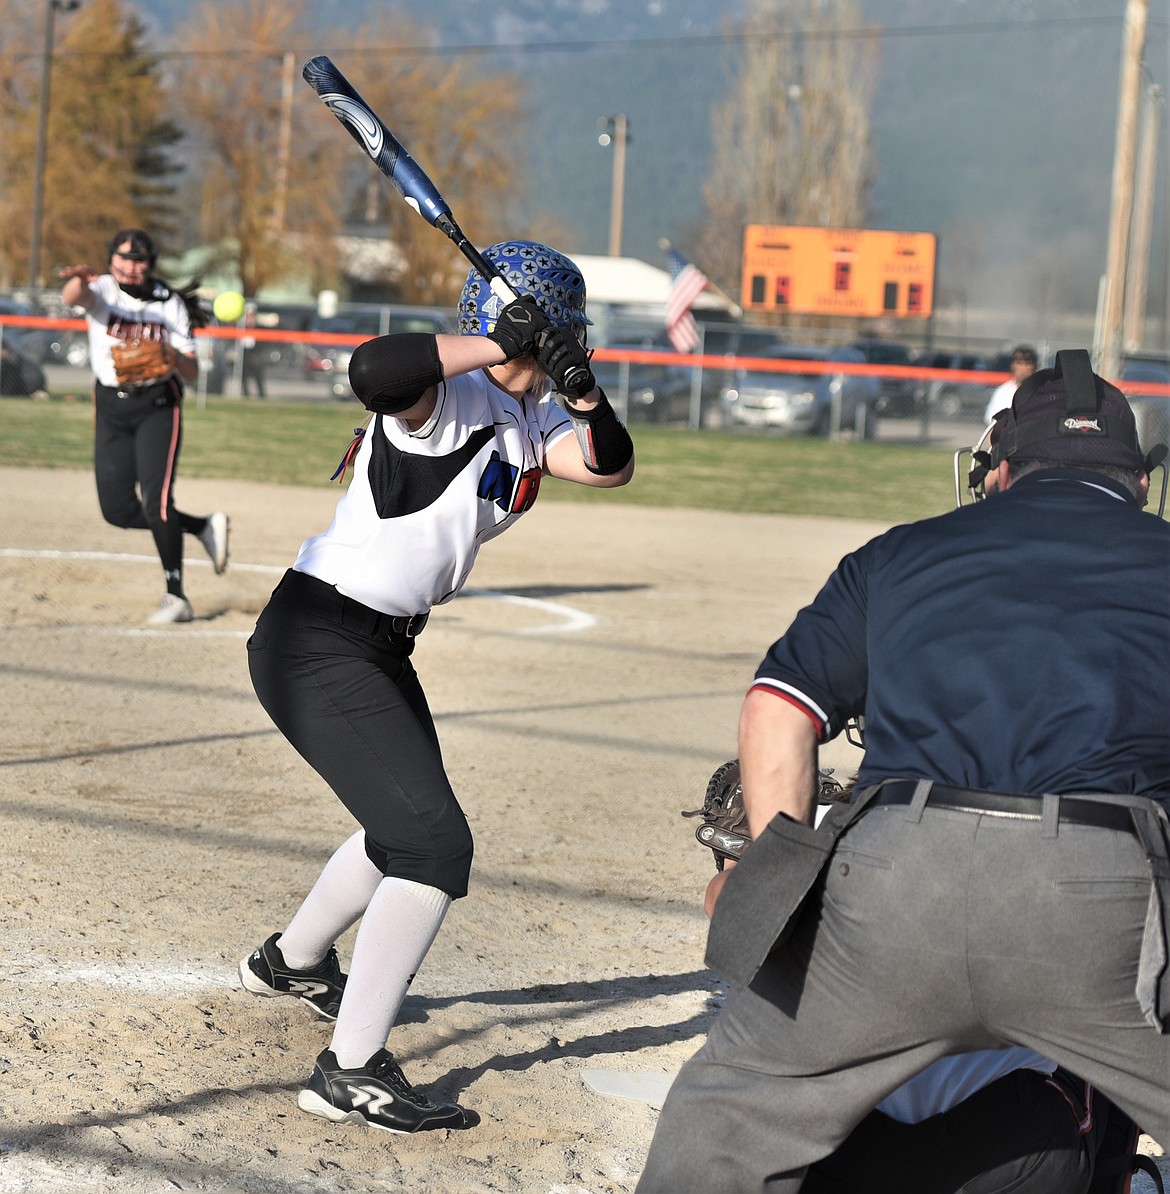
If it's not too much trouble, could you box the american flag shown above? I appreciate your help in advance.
[664,248,709,353]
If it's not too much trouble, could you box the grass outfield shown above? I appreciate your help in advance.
[0,394,960,524]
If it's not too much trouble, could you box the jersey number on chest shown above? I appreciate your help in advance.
[478,451,541,515]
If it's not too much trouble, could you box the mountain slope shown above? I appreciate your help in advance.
[132,0,1153,316]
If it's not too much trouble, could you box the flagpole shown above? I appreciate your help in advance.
[658,238,743,318]
[688,322,704,430]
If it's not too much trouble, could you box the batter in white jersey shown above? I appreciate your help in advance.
[240,242,635,1137]
[294,367,573,615]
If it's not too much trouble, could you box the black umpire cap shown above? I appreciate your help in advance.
[993,348,1167,474]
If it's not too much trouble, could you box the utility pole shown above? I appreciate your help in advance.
[29,0,81,292]
[1124,82,1162,353]
[598,115,629,257]
[1099,0,1148,379]
[271,50,295,237]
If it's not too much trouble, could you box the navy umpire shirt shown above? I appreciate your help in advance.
[754,468,1170,804]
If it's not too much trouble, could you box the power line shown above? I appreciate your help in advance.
[217,14,1160,58]
[368,13,1155,57]
[0,12,1155,66]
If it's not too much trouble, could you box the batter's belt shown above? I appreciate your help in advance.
[282,568,429,640]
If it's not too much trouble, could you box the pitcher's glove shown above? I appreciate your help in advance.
[683,760,850,871]
[111,338,177,387]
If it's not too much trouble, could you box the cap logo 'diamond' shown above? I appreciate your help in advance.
[1062,416,1103,434]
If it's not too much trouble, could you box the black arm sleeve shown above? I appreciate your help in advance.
[348,333,444,414]
[564,388,634,475]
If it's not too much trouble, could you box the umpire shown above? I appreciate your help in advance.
[637,349,1170,1192]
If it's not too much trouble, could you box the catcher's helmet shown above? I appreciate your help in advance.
[458,241,590,342]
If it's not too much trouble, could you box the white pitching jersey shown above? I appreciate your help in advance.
[294,370,574,616]
[84,275,196,389]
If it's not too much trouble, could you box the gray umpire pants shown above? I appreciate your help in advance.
[637,800,1170,1194]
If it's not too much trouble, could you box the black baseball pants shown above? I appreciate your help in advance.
[247,569,474,898]
[800,1067,1106,1194]
[93,381,185,578]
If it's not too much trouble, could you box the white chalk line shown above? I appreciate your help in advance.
[11,959,714,1010]
[466,588,596,635]
[0,548,597,635]
[12,959,231,993]
[0,547,282,575]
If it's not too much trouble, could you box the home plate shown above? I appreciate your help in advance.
[582,1068,678,1108]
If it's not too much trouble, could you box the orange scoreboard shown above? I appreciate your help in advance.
[741,225,937,319]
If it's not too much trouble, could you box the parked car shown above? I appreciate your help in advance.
[695,322,785,359]
[1120,357,1170,456]
[304,305,453,398]
[250,302,317,373]
[916,350,997,418]
[592,347,693,424]
[0,334,48,397]
[1120,356,1170,391]
[692,322,786,407]
[205,301,318,391]
[852,338,918,417]
[719,344,880,437]
[0,298,57,364]
[43,330,89,368]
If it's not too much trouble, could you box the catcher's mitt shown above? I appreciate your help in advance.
[682,759,749,871]
[683,760,851,870]
[111,338,177,387]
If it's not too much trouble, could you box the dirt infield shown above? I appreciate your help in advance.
[0,466,1164,1193]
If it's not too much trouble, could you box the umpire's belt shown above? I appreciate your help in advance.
[873,780,1138,836]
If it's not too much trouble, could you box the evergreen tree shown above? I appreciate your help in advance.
[0,0,183,287]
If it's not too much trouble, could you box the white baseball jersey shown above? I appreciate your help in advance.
[84,274,196,389]
[877,1047,1056,1123]
[294,369,574,616]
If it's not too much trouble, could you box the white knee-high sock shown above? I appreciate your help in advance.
[278,830,383,969]
[329,876,451,1070]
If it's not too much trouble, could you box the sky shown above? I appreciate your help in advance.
[132,0,1170,341]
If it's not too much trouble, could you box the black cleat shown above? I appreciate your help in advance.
[239,932,346,1021]
[298,1048,478,1134]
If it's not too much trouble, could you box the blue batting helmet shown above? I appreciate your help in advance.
[458,241,591,341]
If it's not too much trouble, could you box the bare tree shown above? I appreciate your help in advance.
[935,219,984,339]
[696,0,878,301]
[339,29,526,305]
[172,1,345,299]
[169,6,525,305]
[1025,244,1085,347]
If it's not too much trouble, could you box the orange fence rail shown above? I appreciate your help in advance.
[5,315,1170,398]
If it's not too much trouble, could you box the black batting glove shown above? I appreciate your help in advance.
[486,295,553,361]
[535,325,595,398]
